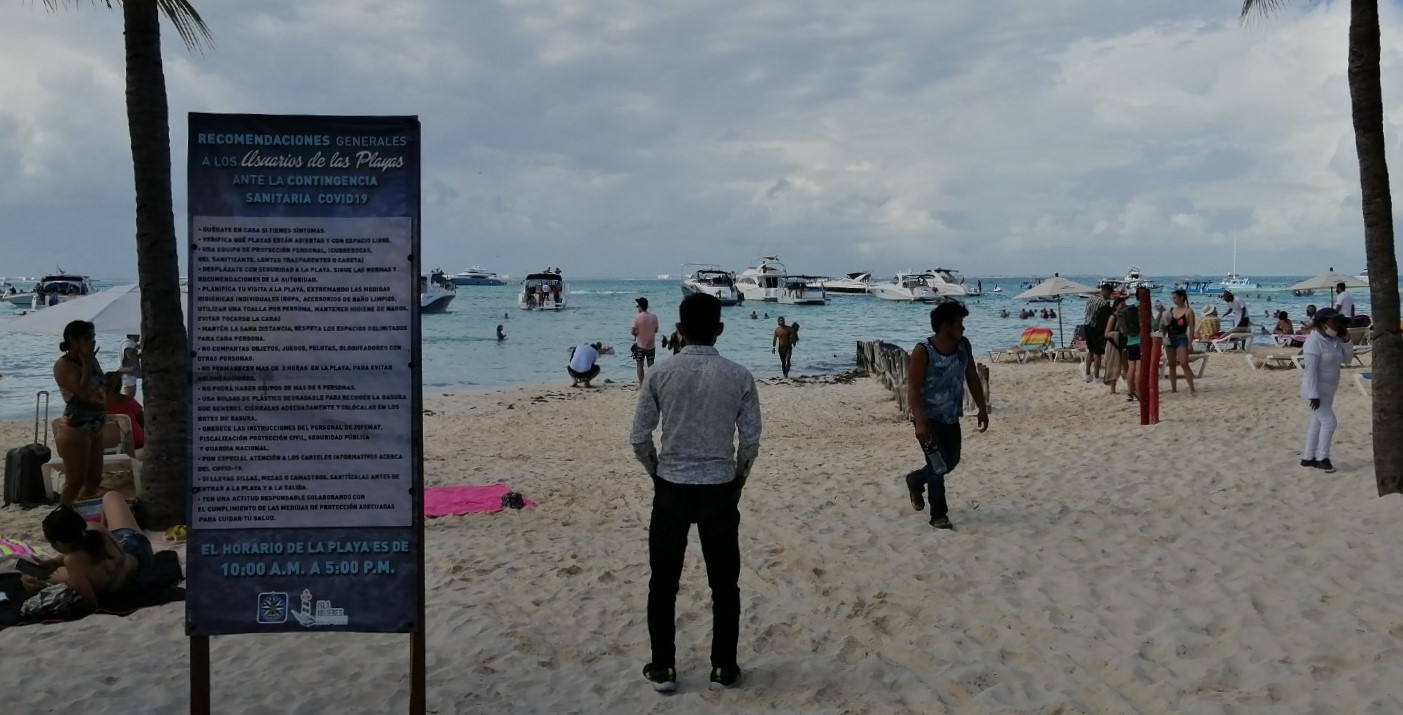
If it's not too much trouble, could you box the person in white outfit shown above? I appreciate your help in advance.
[1300,308,1353,473]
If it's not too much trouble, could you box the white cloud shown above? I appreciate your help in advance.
[0,0,1399,279]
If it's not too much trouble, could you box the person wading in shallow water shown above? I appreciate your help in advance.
[771,316,794,378]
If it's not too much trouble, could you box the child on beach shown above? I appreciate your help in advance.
[904,302,990,530]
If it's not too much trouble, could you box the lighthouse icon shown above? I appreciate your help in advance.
[300,588,314,619]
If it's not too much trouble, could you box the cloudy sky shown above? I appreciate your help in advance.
[1,0,1400,280]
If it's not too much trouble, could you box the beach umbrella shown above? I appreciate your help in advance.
[1287,270,1368,292]
[1014,276,1099,347]
[0,284,183,335]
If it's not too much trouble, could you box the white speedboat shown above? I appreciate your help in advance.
[1219,274,1259,291]
[989,285,1003,293]
[822,272,872,295]
[869,273,941,302]
[920,267,980,296]
[778,275,828,305]
[735,256,787,303]
[1101,266,1159,295]
[450,267,506,286]
[421,285,456,313]
[518,271,567,310]
[2,271,98,309]
[680,265,743,305]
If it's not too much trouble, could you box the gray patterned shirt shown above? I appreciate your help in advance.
[630,345,762,485]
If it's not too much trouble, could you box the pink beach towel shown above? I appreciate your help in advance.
[424,485,535,518]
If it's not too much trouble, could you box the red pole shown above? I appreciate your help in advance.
[1137,289,1152,425]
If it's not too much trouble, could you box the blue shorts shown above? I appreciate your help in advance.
[1166,334,1189,350]
[111,528,153,579]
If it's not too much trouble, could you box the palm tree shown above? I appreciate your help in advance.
[44,0,212,525]
[1241,0,1401,495]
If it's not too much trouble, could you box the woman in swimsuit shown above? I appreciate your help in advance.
[53,320,107,504]
[1164,289,1197,395]
[21,492,153,610]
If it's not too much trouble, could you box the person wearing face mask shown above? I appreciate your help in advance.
[1299,308,1353,473]
[53,320,108,504]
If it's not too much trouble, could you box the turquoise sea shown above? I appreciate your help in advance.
[0,275,1381,420]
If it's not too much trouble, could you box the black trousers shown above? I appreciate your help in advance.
[647,477,742,670]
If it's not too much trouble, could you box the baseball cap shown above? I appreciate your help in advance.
[1313,307,1341,321]
[635,297,649,309]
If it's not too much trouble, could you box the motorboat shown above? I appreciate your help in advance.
[449,267,506,286]
[1219,274,1259,291]
[1101,266,1158,294]
[680,264,742,305]
[869,273,941,302]
[1176,279,1218,296]
[420,271,457,313]
[821,272,873,295]
[518,270,567,310]
[1356,267,1370,285]
[989,285,1003,293]
[656,273,671,280]
[735,256,787,303]
[778,275,828,305]
[2,271,98,309]
[920,267,980,296]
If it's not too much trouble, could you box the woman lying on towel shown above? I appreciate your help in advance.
[20,492,153,609]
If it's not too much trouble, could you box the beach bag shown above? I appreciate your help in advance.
[20,582,85,621]
[1103,346,1124,384]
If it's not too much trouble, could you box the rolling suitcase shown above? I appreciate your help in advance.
[4,391,53,508]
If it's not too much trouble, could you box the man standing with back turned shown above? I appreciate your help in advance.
[631,297,660,382]
[630,293,761,694]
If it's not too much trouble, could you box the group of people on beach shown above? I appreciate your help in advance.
[627,293,989,693]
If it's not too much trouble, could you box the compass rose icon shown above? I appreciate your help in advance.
[257,592,289,624]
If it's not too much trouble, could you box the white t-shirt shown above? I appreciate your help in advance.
[568,344,599,373]
[1335,291,1356,318]
[1223,297,1247,327]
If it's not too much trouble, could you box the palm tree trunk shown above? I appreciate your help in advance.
[124,0,190,526]
[1347,0,1403,495]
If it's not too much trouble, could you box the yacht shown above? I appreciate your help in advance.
[449,267,506,286]
[518,270,567,310]
[735,256,787,303]
[1,271,98,309]
[869,273,941,302]
[821,272,873,295]
[656,273,671,280]
[1100,266,1159,294]
[1356,267,1370,286]
[680,265,742,305]
[920,268,980,296]
[778,275,828,305]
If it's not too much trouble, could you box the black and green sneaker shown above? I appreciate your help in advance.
[708,666,742,690]
[642,663,677,693]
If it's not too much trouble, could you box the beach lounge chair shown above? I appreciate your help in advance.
[988,328,1053,364]
[1049,339,1088,363]
[1247,352,1298,370]
[1348,327,1372,366]
[1160,352,1209,378]
[1357,372,1373,397]
[1208,328,1255,353]
[42,416,143,498]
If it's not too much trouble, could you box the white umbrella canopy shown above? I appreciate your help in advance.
[0,284,184,335]
[1014,276,1099,300]
[1288,271,1369,292]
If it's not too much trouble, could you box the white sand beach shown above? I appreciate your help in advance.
[1,354,1399,714]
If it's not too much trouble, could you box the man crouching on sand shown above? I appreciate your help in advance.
[905,301,989,530]
[629,293,761,693]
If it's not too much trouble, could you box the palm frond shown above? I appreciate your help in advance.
[1241,0,1298,22]
[38,0,213,52]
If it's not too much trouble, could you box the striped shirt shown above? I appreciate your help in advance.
[630,345,762,485]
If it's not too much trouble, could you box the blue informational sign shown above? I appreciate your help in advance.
[185,114,422,636]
